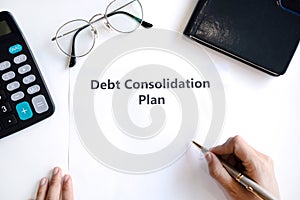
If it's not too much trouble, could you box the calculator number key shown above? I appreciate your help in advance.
[18,64,31,74]
[2,71,15,81]
[27,84,40,95]
[0,102,12,115]
[7,81,20,92]
[23,74,36,84]
[0,90,6,101]
[14,54,27,64]
[0,61,11,71]
[11,91,25,102]
[1,114,18,128]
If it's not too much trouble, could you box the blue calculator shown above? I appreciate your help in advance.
[0,11,54,139]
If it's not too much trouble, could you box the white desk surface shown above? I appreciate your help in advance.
[1,0,300,199]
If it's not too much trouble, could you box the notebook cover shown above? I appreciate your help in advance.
[184,0,300,76]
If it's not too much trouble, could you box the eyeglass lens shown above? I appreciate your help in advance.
[55,0,144,59]
[106,0,143,33]
[56,19,96,57]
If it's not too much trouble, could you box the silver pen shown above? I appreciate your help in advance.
[192,141,278,200]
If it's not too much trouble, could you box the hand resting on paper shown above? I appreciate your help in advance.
[36,167,74,200]
[205,135,280,200]
[34,136,280,200]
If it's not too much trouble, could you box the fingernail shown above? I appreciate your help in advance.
[53,167,59,175]
[63,175,70,183]
[205,152,212,163]
[40,177,48,186]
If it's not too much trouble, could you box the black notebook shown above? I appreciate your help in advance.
[184,0,300,76]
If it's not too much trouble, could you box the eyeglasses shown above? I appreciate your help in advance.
[51,0,153,68]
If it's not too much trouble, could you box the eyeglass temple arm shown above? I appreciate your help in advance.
[105,11,153,28]
[68,24,89,67]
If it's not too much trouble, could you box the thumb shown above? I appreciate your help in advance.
[205,152,239,191]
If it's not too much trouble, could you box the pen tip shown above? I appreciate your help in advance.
[192,141,202,148]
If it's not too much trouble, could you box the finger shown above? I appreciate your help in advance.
[205,152,240,191]
[62,175,74,200]
[36,177,49,200]
[206,152,262,200]
[210,135,257,163]
[46,167,62,200]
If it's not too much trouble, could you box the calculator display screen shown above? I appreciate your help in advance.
[0,20,12,37]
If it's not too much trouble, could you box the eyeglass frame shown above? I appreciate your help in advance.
[51,0,153,68]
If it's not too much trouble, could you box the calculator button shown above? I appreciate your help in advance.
[14,54,27,64]
[7,81,20,91]
[0,102,12,115]
[23,74,36,84]
[16,101,33,121]
[11,91,25,102]
[2,114,18,128]
[27,84,40,95]
[0,90,6,101]
[9,44,23,54]
[0,61,11,71]
[32,95,49,114]
[18,64,31,74]
[2,71,16,81]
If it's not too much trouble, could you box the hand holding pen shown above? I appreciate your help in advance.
[194,135,280,200]
[35,135,280,200]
